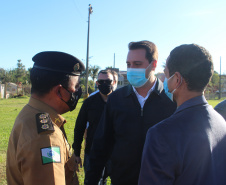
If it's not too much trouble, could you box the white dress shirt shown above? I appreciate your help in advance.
[132,79,156,108]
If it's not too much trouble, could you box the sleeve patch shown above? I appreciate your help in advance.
[40,146,61,164]
[36,113,55,134]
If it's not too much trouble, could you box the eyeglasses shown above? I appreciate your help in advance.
[97,79,112,85]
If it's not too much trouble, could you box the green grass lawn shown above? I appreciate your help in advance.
[0,96,225,185]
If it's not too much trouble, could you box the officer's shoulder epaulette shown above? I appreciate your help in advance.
[36,113,55,134]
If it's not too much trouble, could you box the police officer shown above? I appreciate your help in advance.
[6,51,85,185]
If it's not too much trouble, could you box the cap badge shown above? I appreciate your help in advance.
[73,63,80,71]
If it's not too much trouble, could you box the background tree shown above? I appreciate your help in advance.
[24,67,32,84]
[0,69,14,84]
[211,71,219,87]
[0,68,6,83]
[15,60,27,84]
[80,78,95,94]
[205,71,220,99]
[89,65,100,82]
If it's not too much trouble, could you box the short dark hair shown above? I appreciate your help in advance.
[110,70,118,83]
[167,44,213,92]
[30,68,72,96]
[128,40,158,63]
[98,70,112,77]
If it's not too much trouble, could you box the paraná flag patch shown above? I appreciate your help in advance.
[41,146,61,164]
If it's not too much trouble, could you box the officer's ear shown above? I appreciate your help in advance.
[54,84,63,98]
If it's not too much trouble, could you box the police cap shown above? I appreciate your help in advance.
[32,51,85,76]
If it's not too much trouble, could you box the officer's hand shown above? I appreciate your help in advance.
[75,156,82,172]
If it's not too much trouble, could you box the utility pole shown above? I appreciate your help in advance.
[114,53,115,68]
[84,4,93,98]
[219,56,222,99]
[17,59,22,96]
[3,72,7,99]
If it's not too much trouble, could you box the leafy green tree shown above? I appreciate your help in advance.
[80,78,95,94]
[0,60,31,85]
[0,68,6,83]
[211,71,219,87]
[24,67,32,84]
[89,65,100,82]
[15,60,27,84]
[0,69,14,83]
[8,69,17,83]
[80,77,86,87]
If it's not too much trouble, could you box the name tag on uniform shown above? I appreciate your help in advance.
[41,146,61,164]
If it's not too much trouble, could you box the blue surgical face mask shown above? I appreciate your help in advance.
[165,73,183,101]
[127,68,147,87]
[163,77,173,100]
[127,63,152,88]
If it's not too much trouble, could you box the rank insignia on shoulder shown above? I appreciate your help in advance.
[36,113,55,134]
[41,124,49,129]
[39,113,48,119]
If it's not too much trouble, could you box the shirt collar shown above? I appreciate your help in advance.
[28,97,66,128]
[124,78,163,97]
[175,95,208,114]
[132,79,157,99]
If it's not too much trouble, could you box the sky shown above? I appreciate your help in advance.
[0,0,226,74]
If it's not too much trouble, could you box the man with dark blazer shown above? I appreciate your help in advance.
[139,44,226,185]
[85,41,176,185]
